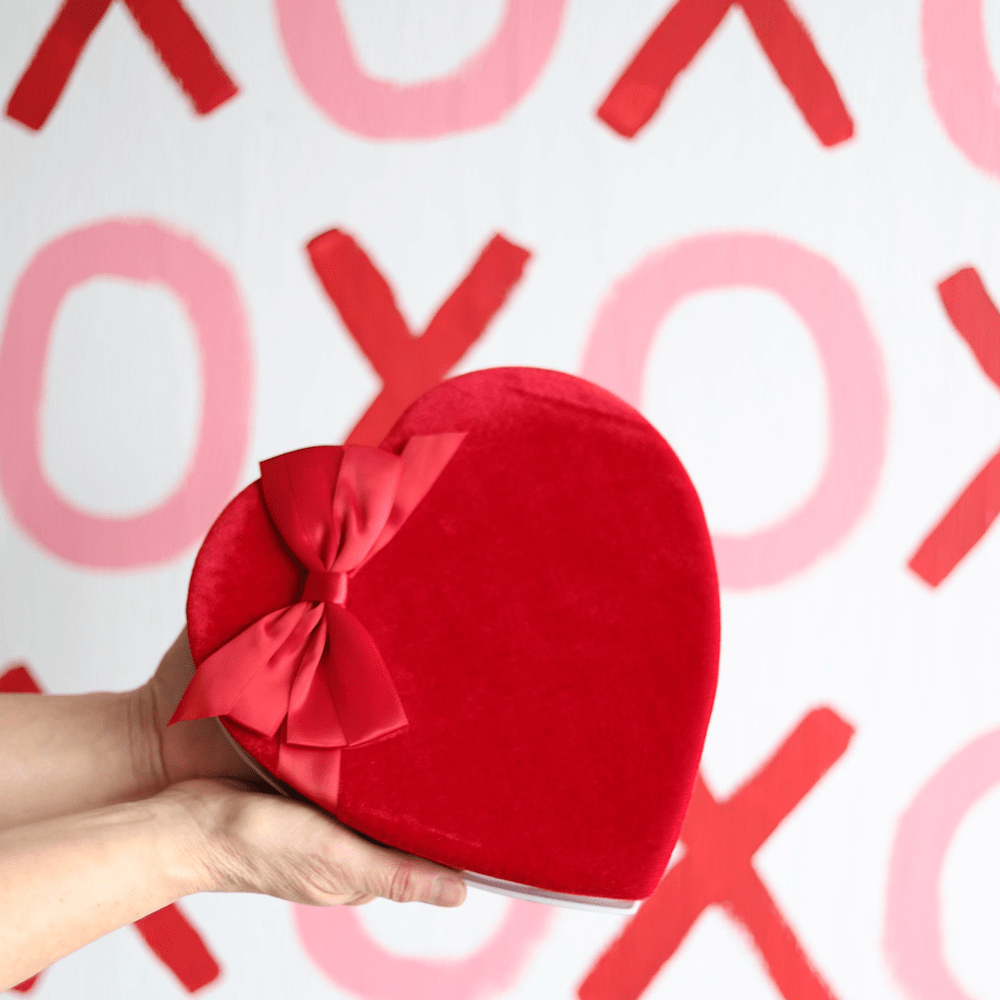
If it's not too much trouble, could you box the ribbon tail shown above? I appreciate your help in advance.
[285,613,347,749]
[322,604,408,746]
[274,742,342,813]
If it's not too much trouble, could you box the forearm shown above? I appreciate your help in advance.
[0,688,161,830]
[0,796,205,991]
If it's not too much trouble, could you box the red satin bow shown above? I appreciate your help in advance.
[170,433,466,807]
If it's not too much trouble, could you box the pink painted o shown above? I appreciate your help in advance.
[923,0,1000,177]
[886,729,1000,1000]
[275,0,567,139]
[294,899,551,1000]
[0,220,252,568]
[581,233,887,589]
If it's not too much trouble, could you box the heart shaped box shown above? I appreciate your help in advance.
[185,368,719,908]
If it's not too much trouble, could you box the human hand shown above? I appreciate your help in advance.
[140,632,467,908]
[159,778,467,907]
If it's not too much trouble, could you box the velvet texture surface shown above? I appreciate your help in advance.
[186,368,720,900]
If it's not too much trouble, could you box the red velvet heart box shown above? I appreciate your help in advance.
[182,367,719,905]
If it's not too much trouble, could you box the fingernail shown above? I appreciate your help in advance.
[430,877,465,907]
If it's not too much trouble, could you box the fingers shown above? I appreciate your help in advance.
[158,715,263,788]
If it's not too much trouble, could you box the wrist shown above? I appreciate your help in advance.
[148,786,227,896]
[122,682,168,797]
[152,780,268,895]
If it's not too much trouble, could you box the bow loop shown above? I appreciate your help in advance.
[261,446,403,573]
[171,433,466,809]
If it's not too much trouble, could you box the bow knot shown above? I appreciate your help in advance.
[302,570,348,605]
[170,433,466,810]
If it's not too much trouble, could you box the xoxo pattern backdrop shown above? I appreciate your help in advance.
[1,1,1000,999]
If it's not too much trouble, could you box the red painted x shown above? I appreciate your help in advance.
[0,664,220,994]
[910,268,1000,586]
[578,708,854,1000]
[307,229,531,446]
[6,0,238,131]
[598,0,853,146]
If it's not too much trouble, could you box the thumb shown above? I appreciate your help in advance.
[315,819,467,907]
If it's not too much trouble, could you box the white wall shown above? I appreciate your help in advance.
[2,2,999,998]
